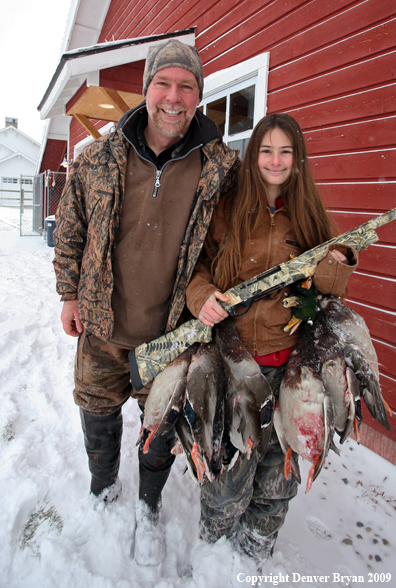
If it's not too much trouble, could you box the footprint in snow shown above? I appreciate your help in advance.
[306,515,333,540]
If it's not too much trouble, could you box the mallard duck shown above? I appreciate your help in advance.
[317,295,392,431]
[215,317,274,465]
[274,321,336,493]
[313,309,360,444]
[139,343,198,453]
[184,341,225,482]
[283,277,317,334]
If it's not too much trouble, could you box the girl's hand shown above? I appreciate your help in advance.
[198,291,230,327]
[330,249,349,264]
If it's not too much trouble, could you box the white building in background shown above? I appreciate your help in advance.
[0,118,41,206]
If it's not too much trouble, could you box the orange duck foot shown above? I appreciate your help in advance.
[143,424,159,454]
[305,455,321,493]
[284,447,293,480]
[191,442,210,483]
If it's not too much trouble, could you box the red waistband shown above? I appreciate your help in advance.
[253,346,294,367]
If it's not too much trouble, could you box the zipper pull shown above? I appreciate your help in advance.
[270,213,275,226]
[153,170,161,198]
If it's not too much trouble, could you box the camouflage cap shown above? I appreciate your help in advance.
[143,39,204,100]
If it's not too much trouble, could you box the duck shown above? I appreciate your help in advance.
[283,277,317,334]
[317,295,392,431]
[214,317,274,465]
[139,344,198,453]
[274,321,336,493]
[184,341,225,482]
[312,309,361,444]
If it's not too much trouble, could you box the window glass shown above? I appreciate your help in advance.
[229,85,255,135]
[228,138,250,159]
[206,97,226,135]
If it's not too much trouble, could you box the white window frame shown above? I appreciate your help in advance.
[200,52,269,146]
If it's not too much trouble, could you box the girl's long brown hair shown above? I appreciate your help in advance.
[213,113,335,291]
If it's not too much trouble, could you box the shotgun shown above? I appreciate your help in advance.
[129,207,396,391]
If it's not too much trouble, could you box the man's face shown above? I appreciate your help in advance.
[145,67,201,141]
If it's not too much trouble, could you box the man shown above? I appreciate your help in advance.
[53,39,239,566]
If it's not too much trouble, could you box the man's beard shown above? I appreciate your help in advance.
[147,103,194,138]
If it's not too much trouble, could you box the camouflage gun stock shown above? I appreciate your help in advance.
[129,207,396,391]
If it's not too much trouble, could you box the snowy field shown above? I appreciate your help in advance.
[0,206,395,588]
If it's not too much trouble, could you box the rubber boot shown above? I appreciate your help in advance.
[134,424,176,565]
[138,425,176,511]
[80,408,123,498]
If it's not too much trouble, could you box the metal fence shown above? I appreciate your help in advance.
[20,175,38,236]
[19,171,67,237]
[44,171,67,219]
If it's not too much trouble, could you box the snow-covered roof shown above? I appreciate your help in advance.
[36,0,112,173]
[0,125,40,147]
[60,0,113,55]
[38,28,196,121]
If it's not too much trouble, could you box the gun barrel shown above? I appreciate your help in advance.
[360,207,396,231]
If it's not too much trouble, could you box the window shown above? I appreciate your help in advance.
[3,177,18,184]
[200,53,269,158]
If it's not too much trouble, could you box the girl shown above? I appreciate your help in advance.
[186,114,357,564]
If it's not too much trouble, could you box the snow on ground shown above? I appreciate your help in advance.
[0,206,395,588]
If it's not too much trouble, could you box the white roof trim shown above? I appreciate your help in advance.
[0,152,38,165]
[0,125,41,146]
[38,29,196,121]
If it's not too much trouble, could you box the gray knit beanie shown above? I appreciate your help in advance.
[143,39,204,100]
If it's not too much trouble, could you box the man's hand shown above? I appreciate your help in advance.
[198,291,229,327]
[61,299,83,337]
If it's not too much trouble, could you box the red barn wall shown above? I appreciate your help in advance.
[39,139,67,174]
[69,0,396,454]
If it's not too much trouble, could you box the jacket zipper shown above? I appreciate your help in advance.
[153,170,161,198]
[126,140,203,199]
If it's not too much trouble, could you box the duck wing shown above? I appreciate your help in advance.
[343,343,391,431]
[312,310,358,444]
[317,295,379,378]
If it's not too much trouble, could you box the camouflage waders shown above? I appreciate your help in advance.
[74,330,175,506]
[199,364,298,563]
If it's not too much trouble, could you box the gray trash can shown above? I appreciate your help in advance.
[45,215,56,247]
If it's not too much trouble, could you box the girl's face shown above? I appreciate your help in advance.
[258,128,294,192]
